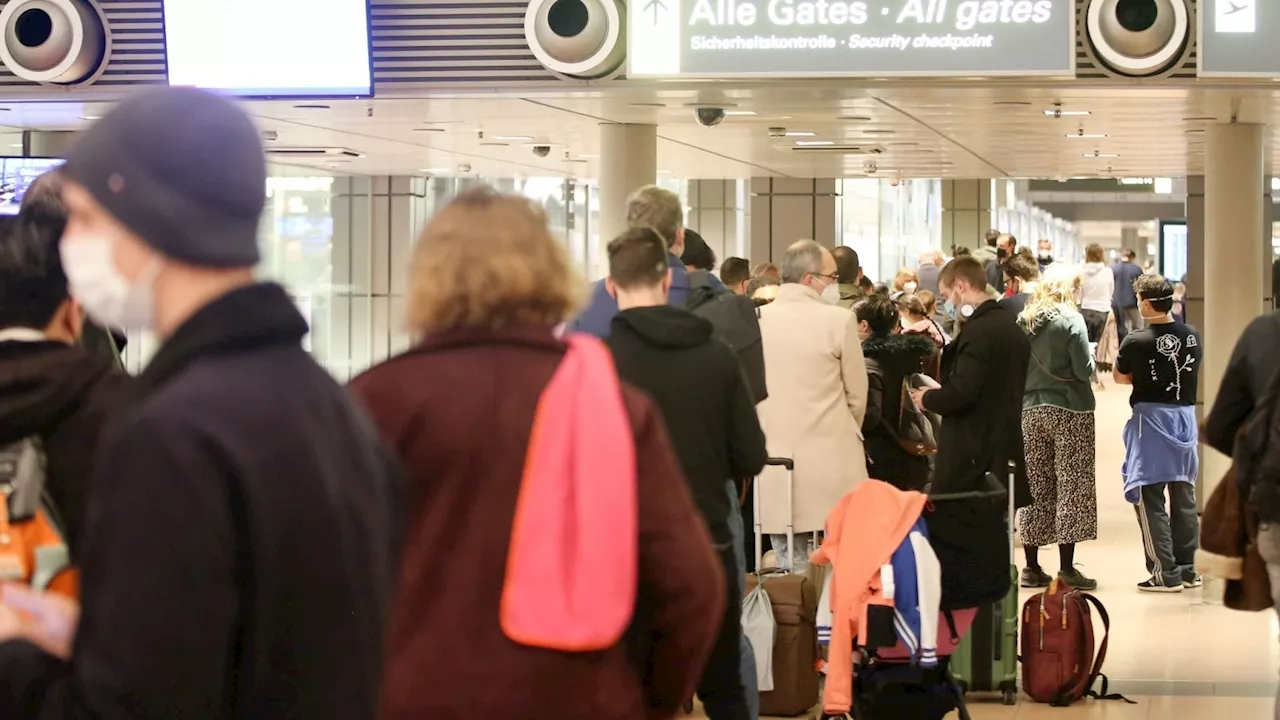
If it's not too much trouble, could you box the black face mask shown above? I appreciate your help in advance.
[996,248,1008,260]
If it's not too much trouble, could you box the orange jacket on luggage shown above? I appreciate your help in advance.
[809,480,927,714]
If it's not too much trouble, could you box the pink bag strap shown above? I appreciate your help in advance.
[500,334,638,651]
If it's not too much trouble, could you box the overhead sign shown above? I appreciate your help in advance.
[628,0,1075,77]
[1198,0,1276,76]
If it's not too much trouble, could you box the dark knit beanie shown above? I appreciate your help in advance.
[64,87,265,268]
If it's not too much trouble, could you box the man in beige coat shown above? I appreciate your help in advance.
[756,240,869,571]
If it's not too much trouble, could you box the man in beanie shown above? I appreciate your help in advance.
[0,87,403,719]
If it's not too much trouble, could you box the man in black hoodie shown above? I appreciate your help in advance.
[0,169,128,556]
[605,227,767,720]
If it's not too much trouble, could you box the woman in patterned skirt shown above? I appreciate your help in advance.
[1017,266,1100,590]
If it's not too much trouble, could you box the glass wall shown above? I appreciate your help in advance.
[838,178,943,284]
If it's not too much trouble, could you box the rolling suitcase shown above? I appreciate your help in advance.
[746,457,821,717]
[946,465,1019,705]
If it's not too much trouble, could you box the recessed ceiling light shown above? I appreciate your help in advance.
[1045,109,1091,117]
[724,110,757,116]
[1065,133,1108,139]
[839,115,872,121]
[8,143,20,148]
[629,102,666,108]
[1183,116,1217,122]
[79,115,101,121]
[785,131,816,137]
[1083,152,1120,158]
[888,142,920,147]
[993,101,1032,106]
[491,135,534,141]
[413,127,445,133]
[1186,129,1205,134]
[479,142,510,147]
[863,129,896,135]
[293,104,330,110]
[795,140,834,146]
[683,102,738,108]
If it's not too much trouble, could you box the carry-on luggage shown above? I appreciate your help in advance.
[747,457,821,717]
[945,464,1019,705]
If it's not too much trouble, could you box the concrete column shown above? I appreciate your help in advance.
[687,179,748,266]
[1202,123,1267,498]
[747,178,840,264]
[940,179,993,253]
[330,176,427,381]
[598,123,657,250]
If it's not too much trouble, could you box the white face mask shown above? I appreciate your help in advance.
[820,281,841,304]
[60,236,160,331]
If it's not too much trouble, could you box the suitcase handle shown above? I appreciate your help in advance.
[765,457,794,470]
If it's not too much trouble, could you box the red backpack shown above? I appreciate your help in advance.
[1019,580,1130,706]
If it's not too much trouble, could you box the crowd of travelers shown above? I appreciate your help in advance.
[0,83,1228,720]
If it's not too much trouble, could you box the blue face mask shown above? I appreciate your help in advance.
[944,299,956,317]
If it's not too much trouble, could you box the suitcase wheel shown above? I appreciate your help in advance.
[1001,688,1017,706]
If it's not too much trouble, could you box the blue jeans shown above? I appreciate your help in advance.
[726,480,759,720]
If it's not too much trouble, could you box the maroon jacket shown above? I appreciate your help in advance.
[350,325,724,720]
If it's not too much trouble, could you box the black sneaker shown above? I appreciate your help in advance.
[1182,571,1203,589]
[1137,579,1183,593]
[1021,567,1052,588]
[1059,567,1098,591]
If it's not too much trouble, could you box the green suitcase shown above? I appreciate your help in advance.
[946,565,1019,705]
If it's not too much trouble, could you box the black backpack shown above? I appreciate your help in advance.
[685,271,767,404]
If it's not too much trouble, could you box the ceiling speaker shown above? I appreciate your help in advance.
[1083,0,1190,77]
[0,0,109,84]
[525,0,625,80]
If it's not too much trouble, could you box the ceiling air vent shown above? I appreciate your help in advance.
[789,145,885,155]
[264,147,364,158]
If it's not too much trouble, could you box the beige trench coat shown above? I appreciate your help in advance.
[756,284,869,534]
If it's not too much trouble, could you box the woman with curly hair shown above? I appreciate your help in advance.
[1017,267,1099,590]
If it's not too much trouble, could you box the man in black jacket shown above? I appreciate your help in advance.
[912,256,1032,505]
[606,227,767,720]
[0,87,403,720]
[0,169,129,558]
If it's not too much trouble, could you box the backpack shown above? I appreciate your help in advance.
[0,438,78,600]
[685,272,768,404]
[1019,580,1128,706]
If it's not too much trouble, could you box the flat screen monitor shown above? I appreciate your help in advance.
[0,158,65,216]
[1159,220,1188,284]
[162,0,373,98]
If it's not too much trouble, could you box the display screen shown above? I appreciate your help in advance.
[163,0,373,97]
[1198,0,1276,76]
[628,0,1074,77]
[0,158,65,216]
[1160,220,1188,284]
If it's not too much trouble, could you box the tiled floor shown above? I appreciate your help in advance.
[711,382,1280,718]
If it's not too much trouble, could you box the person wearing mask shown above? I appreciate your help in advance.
[1036,238,1055,272]
[0,87,403,719]
[1080,243,1115,346]
[830,245,864,308]
[1113,274,1202,593]
[568,186,691,337]
[1112,249,1145,339]
[910,257,1032,507]
[987,234,1018,296]
[605,227,767,720]
[970,229,1001,268]
[720,257,752,296]
[1016,270,1098,591]
[891,268,919,296]
[350,189,724,718]
[0,170,129,558]
[999,253,1040,316]
[757,240,868,571]
[917,248,945,295]
[853,294,936,492]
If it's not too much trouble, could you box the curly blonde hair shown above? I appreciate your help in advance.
[406,187,581,332]
[1019,269,1082,333]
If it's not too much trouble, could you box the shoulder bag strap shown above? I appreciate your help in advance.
[1076,594,1136,704]
[1029,346,1081,385]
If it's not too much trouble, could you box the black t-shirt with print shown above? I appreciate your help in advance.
[1116,321,1201,407]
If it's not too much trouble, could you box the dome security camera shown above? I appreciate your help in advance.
[694,107,726,128]
[532,145,551,158]
[863,160,878,175]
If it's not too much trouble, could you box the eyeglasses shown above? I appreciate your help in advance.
[811,272,838,282]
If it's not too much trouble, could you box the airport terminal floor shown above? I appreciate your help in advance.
[693,382,1280,720]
